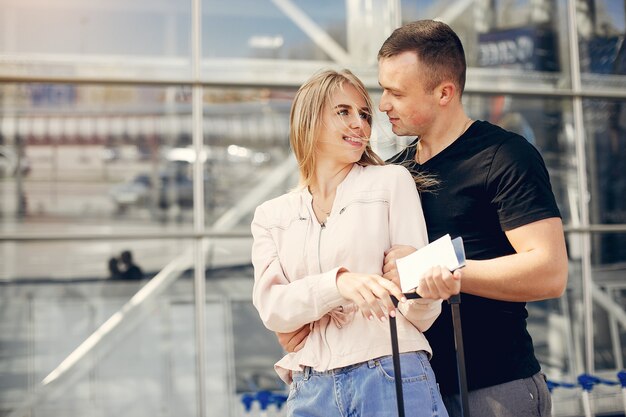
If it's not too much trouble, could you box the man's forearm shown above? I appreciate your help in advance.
[461,251,567,302]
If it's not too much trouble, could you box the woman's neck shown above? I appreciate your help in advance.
[310,162,353,198]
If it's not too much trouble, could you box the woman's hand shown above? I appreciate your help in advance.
[336,271,406,322]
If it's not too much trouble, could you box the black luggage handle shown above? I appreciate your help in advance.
[390,293,469,417]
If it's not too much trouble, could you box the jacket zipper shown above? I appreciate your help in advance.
[317,222,325,273]
[338,198,389,214]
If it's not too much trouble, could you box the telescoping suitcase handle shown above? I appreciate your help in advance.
[390,293,470,417]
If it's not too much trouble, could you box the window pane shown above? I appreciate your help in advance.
[0,240,257,416]
[577,0,626,96]
[584,98,626,263]
[402,0,570,92]
[578,0,626,79]
[0,83,197,229]
[232,299,284,394]
[577,0,626,99]
[0,240,206,416]
[547,233,585,416]
[203,0,345,61]
[589,233,626,372]
[201,87,294,230]
[0,0,192,80]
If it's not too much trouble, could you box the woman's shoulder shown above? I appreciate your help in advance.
[254,190,303,223]
[359,163,413,182]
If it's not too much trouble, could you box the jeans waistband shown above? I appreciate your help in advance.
[294,360,377,380]
[293,352,423,380]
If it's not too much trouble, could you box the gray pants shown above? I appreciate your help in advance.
[442,372,552,417]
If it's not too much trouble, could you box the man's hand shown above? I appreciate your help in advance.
[383,245,417,287]
[416,266,462,300]
[276,325,311,353]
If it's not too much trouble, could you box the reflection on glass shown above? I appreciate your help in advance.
[202,0,345,60]
[529,233,585,415]
[0,84,198,227]
[0,242,263,416]
[401,0,568,94]
[588,231,626,372]
[0,0,191,57]
[585,98,626,264]
[201,88,294,228]
[0,239,206,416]
[232,299,284,394]
[577,0,626,75]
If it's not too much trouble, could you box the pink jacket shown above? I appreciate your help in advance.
[251,164,441,383]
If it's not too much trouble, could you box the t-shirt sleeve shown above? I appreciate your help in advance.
[487,136,561,231]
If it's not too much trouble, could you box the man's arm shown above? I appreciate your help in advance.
[384,217,568,302]
[461,217,567,302]
[276,326,311,353]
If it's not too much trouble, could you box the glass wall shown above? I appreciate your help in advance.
[1,1,625,416]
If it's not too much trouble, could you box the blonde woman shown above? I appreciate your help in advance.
[251,69,459,416]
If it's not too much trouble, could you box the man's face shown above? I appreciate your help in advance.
[378,51,438,137]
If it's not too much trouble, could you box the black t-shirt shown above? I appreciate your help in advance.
[387,120,561,395]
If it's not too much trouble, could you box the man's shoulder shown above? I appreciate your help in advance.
[385,139,418,165]
[460,121,538,162]
[472,120,531,147]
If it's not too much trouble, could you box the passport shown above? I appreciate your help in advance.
[396,234,466,293]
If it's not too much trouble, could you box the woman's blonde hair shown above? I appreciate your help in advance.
[289,69,384,188]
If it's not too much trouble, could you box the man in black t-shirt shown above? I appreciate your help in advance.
[378,20,568,417]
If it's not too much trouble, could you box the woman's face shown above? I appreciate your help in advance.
[315,82,371,165]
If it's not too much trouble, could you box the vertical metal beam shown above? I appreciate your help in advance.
[606,286,624,371]
[191,0,207,416]
[566,0,595,376]
[346,0,401,66]
[163,301,175,416]
[27,294,35,415]
[222,298,237,417]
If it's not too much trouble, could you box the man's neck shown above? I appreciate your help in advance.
[416,113,472,164]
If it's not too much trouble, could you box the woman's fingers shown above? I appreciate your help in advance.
[367,278,402,318]
[336,272,405,322]
[357,285,387,321]
[373,277,406,308]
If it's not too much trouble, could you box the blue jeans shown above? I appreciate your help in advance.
[286,351,448,417]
